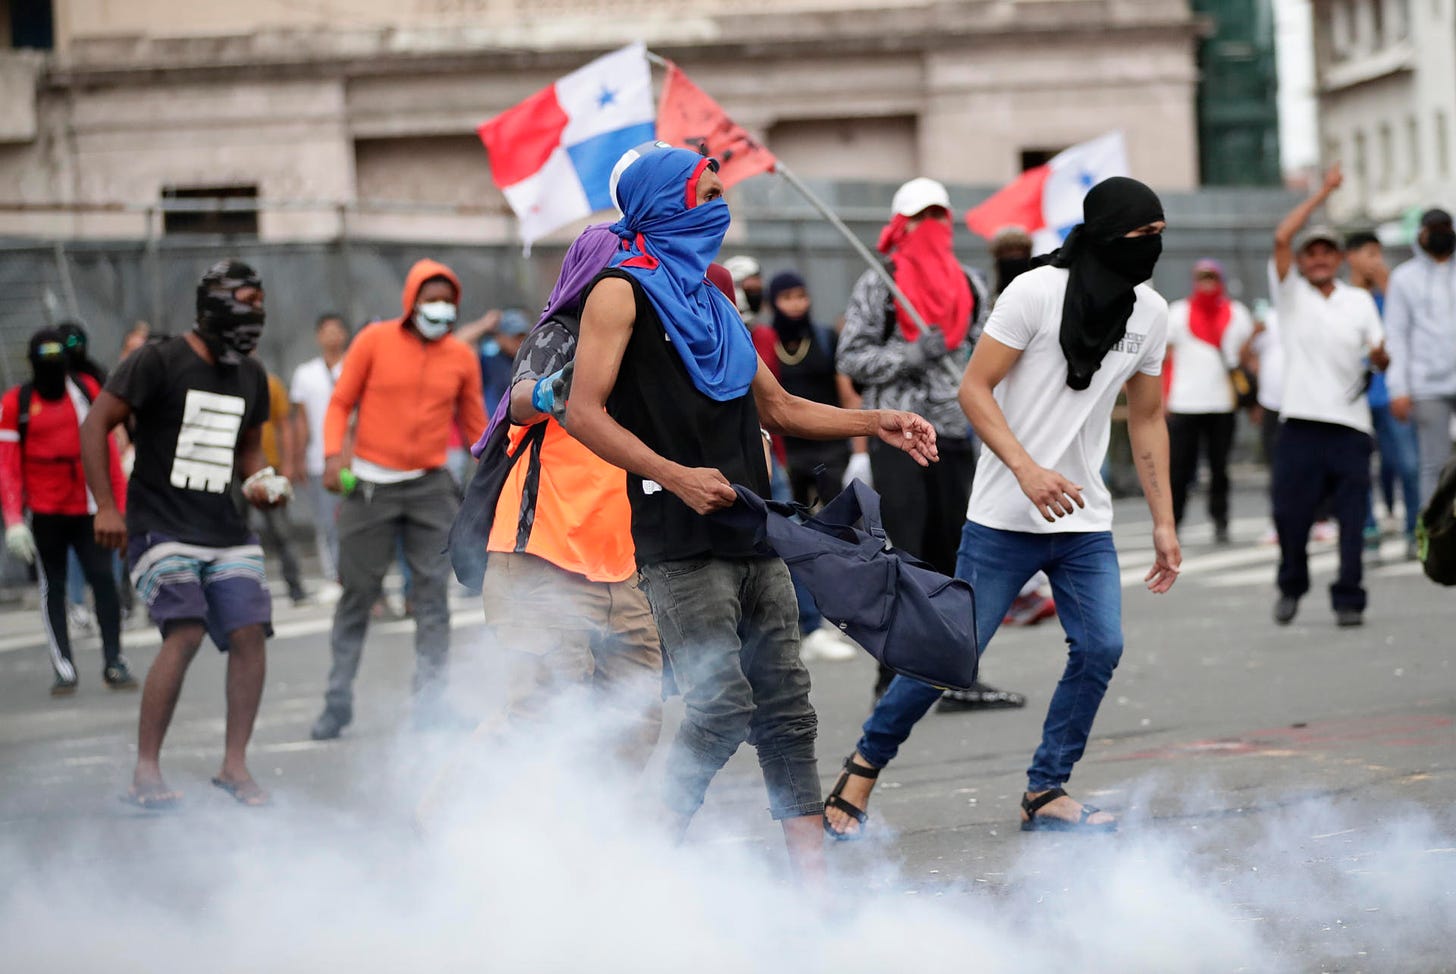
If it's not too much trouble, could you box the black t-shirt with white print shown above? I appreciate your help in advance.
[106,336,269,548]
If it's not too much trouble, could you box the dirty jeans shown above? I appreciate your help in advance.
[638,556,822,822]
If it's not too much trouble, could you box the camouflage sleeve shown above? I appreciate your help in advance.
[510,319,576,388]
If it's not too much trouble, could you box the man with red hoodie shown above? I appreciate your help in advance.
[311,260,487,739]
[3,328,132,695]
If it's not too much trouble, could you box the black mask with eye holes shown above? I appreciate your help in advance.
[195,259,266,367]
[27,328,69,400]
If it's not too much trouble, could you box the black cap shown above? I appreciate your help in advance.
[1420,207,1453,228]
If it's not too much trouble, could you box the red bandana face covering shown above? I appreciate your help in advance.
[1188,283,1231,349]
[877,214,972,349]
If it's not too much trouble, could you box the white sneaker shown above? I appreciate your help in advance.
[66,603,95,633]
[314,581,343,605]
[799,626,858,662]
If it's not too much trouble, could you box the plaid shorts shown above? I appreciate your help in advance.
[129,533,273,651]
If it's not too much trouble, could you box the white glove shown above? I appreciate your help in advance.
[842,452,873,489]
[242,466,294,505]
[5,523,37,565]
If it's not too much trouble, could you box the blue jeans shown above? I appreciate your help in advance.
[1366,403,1420,538]
[857,521,1124,792]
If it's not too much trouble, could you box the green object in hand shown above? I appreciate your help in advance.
[339,468,358,496]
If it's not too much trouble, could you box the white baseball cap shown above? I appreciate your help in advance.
[891,177,952,218]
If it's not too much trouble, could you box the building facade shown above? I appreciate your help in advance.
[0,0,1205,244]
[1312,0,1456,223]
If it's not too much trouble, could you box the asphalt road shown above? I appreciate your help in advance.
[1,485,1452,972]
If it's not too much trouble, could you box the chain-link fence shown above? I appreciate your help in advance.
[0,179,1322,386]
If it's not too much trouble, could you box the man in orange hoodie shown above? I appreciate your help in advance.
[311,260,487,739]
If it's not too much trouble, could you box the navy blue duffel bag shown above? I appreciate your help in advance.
[716,480,980,691]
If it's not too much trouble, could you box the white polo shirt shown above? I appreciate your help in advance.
[1165,298,1254,414]
[1272,263,1383,434]
[968,265,1168,534]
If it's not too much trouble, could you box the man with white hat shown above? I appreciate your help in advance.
[836,177,1022,709]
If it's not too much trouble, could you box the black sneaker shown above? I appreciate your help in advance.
[1273,595,1299,625]
[51,674,78,696]
[1214,522,1231,545]
[936,681,1028,712]
[1335,609,1364,627]
[310,709,350,741]
[103,661,138,690]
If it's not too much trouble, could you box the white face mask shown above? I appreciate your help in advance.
[414,301,456,340]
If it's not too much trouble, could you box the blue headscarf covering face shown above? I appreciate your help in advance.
[608,145,758,402]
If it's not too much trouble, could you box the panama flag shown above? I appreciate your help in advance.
[479,43,655,249]
[965,132,1129,255]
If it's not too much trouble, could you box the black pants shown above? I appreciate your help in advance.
[254,504,306,602]
[869,436,976,576]
[1169,411,1236,528]
[1273,419,1372,611]
[31,513,122,679]
[869,436,976,692]
[785,449,849,509]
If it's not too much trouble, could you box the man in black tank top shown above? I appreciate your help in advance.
[567,142,939,883]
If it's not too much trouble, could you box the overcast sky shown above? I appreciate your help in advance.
[1273,0,1319,174]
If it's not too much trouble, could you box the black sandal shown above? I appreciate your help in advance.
[823,755,880,841]
[1020,787,1117,833]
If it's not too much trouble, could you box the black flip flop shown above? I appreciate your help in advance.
[211,777,270,807]
[1020,787,1117,833]
[823,755,880,841]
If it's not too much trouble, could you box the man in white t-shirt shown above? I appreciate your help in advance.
[1270,165,1387,627]
[1165,259,1254,542]
[824,178,1180,839]
[289,313,349,593]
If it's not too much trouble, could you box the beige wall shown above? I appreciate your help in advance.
[4,1,1201,241]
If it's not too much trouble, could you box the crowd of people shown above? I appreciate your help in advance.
[0,144,1451,870]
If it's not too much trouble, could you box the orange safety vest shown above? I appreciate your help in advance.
[487,418,635,583]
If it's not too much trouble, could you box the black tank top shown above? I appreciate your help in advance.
[589,269,772,565]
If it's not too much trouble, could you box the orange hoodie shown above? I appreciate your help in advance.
[323,259,487,471]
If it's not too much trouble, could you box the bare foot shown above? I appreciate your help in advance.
[1021,790,1116,828]
[823,751,879,838]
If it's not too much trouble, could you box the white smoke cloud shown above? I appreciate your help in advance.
[1,689,1452,973]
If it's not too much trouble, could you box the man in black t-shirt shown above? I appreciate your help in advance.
[81,260,288,809]
[568,143,939,884]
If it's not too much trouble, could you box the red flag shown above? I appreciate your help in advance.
[656,63,776,187]
[964,164,1051,239]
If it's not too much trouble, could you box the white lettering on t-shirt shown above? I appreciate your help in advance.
[170,390,245,493]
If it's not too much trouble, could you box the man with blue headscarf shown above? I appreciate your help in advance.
[567,142,939,882]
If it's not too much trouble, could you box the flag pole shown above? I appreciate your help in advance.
[643,50,933,336]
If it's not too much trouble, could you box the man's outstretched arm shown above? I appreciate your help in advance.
[751,359,938,467]
[566,277,737,515]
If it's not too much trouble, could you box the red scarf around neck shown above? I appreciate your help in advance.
[1187,287,1231,349]
[877,214,972,349]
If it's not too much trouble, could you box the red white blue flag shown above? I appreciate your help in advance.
[478,43,655,249]
[965,132,1129,254]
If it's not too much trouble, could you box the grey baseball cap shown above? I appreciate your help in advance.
[1295,225,1344,252]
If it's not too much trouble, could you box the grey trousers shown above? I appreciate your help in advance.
[1413,396,1456,509]
[323,469,458,717]
[253,504,305,601]
[638,556,821,823]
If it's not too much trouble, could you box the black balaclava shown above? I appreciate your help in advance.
[56,321,106,384]
[196,259,266,366]
[28,328,69,401]
[1036,176,1165,390]
[768,270,812,345]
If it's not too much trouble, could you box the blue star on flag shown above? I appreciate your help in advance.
[597,86,617,109]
